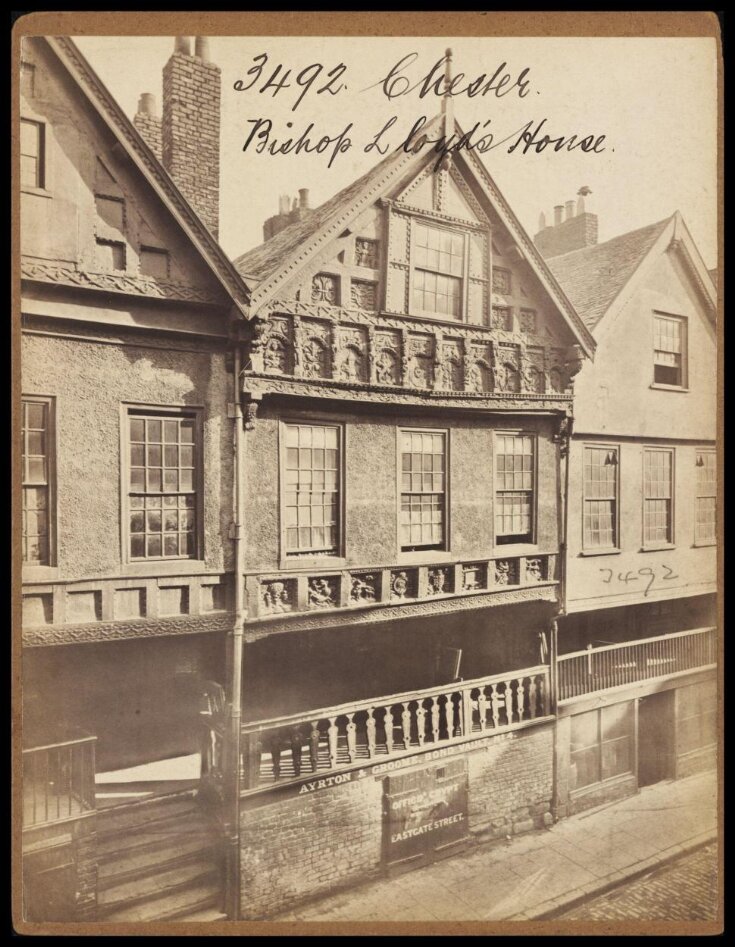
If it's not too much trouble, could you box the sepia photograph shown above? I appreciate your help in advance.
[13,11,721,934]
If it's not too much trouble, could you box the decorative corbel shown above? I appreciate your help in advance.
[553,414,574,458]
[243,394,262,431]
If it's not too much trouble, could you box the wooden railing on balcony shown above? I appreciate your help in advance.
[557,627,717,702]
[240,666,551,791]
[22,734,96,828]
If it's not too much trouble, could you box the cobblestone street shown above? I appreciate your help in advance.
[558,843,718,922]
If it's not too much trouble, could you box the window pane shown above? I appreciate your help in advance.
[400,430,446,550]
[283,424,340,554]
[496,434,534,542]
[22,399,51,564]
[128,413,197,559]
[643,451,673,544]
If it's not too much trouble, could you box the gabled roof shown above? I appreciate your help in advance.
[547,213,716,334]
[232,115,596,355]
[546,218,672,331]
[42,36,251,315]
[234,144,403,284]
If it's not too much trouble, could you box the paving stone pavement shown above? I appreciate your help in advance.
[274,769,718,923]
[557,843,718,921]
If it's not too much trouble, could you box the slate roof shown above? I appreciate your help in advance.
[233,141,418,283]
[546,217,673,331]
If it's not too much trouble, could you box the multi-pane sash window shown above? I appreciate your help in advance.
[653,314,686,387]
[695,450,716,544]
[22,398,52,564]
[400,430,446,550]
[643,449,674,546]
[583,447,618,549]
[128,413,198,560]
[20,118,44,189]
[495,434,535,544]
[412,224,464,320]
[284,424,340,555]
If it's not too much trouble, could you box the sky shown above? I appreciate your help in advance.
[73,35,718,269]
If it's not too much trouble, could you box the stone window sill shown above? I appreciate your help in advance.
[279,557,347,572]
[649,383,689,393]
[124,559,207,576]
[578,549,621,558]
[639,544,676,553]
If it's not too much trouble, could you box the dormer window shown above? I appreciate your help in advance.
[411,223,465,321]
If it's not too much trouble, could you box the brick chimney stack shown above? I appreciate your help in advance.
[133,93,162,161]
[534,187,597,259]
[161,35,221,239]
[262,189,313,241]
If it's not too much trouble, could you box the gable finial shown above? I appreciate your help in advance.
[441,48,454,125]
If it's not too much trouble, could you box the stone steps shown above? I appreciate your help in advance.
[95,792,225,922]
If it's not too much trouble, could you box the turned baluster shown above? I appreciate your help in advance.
[517,679,526,722]
[346,712,357,762]
[460,687,472,736]
[477,687,489,731]
[384,706,395,755]
[309,722,321,772]
[490,683,501,730]
[290,727,303,777]
[327,716,339,770]
[416,701,427,747]
[431,697,441,743]
[401,703,413,749]
[365,708,377,758]
[528,676,538,719]
[504,680,514,726]
[541,674,550,715]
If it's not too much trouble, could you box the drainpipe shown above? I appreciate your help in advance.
[223,336,245,920]
[551,411,573,821]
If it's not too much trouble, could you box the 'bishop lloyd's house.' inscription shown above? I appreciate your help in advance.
[383,758,469,870]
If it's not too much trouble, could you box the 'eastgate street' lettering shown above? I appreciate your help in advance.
[391,812,464,843]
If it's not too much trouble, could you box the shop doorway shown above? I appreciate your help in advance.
[638,691,675,787]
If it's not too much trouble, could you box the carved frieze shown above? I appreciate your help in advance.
[350,573,377,604]
[312,273,339,304]
[525,558,544,583]
[494,559,520,586]
[23,612,231,647]
[350,279,377,311]
[492,306,513,331]
[20,258,223,305]
[463,563,486,591]
[520,308,538,334]
[355,238,379,269]
[390,570,416,600]
[428,568,451,595]
[308,577,338,609]
[492,268,511,295]
[261,580,293,615]
[407,335,434,389]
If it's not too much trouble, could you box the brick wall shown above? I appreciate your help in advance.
[133,112,162,160]
[239,776,383,920]
[239,720,555,919]
[467,723,554,838]
[162,51,221,238]
[534,213,598,258]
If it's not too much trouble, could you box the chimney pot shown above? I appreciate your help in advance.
[137,92,157,117]
[194,37,211,61]
[174,36,192,55]
[565,200,575,220]
[538,211,547,231]
[554,205,564,226]
[577,185,592,215]
[299,188,310,211]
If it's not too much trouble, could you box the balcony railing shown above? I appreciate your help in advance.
[240,666,551,791]
[22,734,97,828]
[557,626,717,702]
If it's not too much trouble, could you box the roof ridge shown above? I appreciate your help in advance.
[546,215,673,262]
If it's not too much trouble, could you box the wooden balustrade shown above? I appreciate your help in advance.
[22,735,97,828]
[240,666,550,790]
[557,626,716,701]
